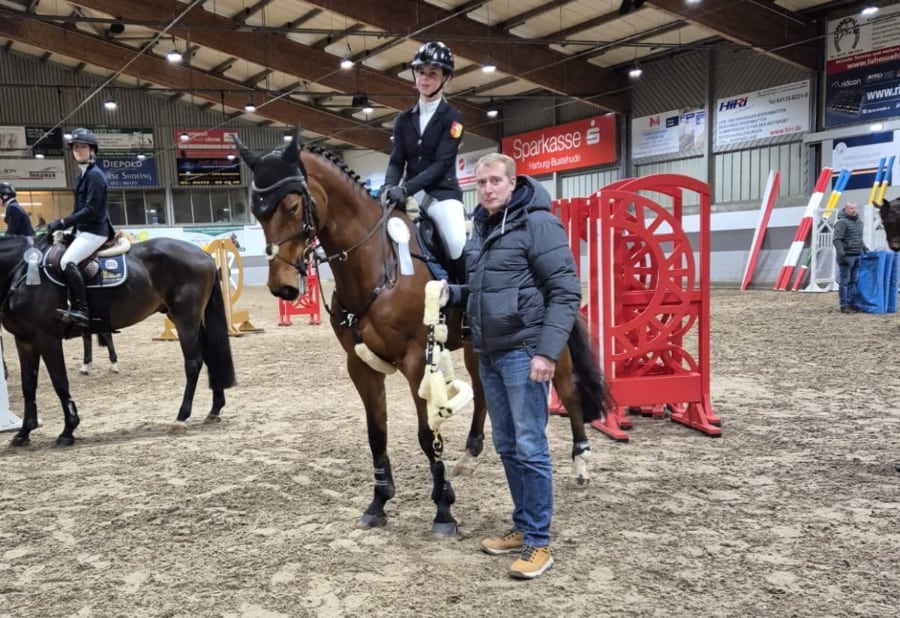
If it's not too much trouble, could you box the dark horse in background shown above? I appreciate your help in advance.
[81,331,119,374]
[236,129,609,537]
[0,234,236,446]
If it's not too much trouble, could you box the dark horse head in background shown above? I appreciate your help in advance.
[234,127,610,538]
[877,198,900,251]
[0,233,236,447]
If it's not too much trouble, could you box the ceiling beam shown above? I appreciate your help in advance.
[0,12,394,151]
[300,0,627,112]
[68,0,499,141]
[648,0,819,69]
[496,0,577,33]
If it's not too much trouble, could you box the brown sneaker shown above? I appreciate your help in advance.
[509,545,554,579]
[481,529,524,555]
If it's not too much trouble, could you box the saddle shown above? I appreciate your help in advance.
[43,231,133,288]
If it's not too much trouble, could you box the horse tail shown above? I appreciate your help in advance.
[567,313,611,423]
[200,273,237,390]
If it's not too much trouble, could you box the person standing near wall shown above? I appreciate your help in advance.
[833,200,867,313]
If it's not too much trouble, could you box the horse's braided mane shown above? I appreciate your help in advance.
[305,144,376,198]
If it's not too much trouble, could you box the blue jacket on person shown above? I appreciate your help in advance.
[64,162,114,238]
[3,197,35,238]
[385,99,464,200]
[461,175,581,362]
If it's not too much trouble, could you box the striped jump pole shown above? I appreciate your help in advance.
[820,168,852,222]
[868,157,888,206]
[876,155,895,204]
[774,167,832,290]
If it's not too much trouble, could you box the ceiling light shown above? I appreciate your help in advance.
[137,154,146,160]
[628,64,643,79]
[482,61,496,73]
[227,153,236,161]
[283,134,293,143]
[166,48,183,63]
[486,98,499,118]
[862,6,878,16]
[686,0,701,4]
[179,132,190,142]
[870,122,884,132]
[63,132,72,141]
[103,98,117,110]
[34,152,45,159]
[244,100,257,113]
[340,57,354,70]
[352,94,373,114]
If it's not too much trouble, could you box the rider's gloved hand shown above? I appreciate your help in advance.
[46,219,66,233]
[384,185,408,207]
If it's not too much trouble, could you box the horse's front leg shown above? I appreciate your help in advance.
[102,332,119,373]
[346,353,394,529]
[10,337,41,447]
[41,337,80,446]
[453,344,486,477]
[79,333,92,375]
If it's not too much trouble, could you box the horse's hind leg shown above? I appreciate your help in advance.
[552,364,592,489]
[170,322,203,432]
[80,333,92,375]
[41,338,80,446]
[10,338,41,447]
[347,355,395,529]
[102,332,119,373]
[453,344,486,477]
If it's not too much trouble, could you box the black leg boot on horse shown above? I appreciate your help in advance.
[58,262,90,328]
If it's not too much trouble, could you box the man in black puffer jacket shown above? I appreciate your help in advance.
[444,152,580,580]
[833,201,867,313]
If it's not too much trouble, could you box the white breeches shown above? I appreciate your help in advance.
[426,198,467,260]
[60,232,107,269]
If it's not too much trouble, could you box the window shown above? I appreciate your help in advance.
[107,190,167,226]
[171,188,250,225]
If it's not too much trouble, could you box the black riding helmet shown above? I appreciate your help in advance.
[411,41,455,77]
[69,127,99,153]
[0,182,15,199]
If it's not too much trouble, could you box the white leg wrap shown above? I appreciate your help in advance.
[354,343,397,375]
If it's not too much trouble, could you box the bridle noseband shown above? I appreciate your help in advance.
[252,173,317,272]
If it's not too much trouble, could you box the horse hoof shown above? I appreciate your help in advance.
[568,476,590,489]
[358,513,387,528]
[169,421,188,434]
[10,435,30,447]
[79,365,90,375]
[431,521,458,539]
[204,414,221,424]
[451,453,478,477]
[109,363,119,374]
[56,435,75,447]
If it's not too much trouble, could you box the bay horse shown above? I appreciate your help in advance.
[0,233,236,447]
[235,130,609,537]
[876,198,900,251]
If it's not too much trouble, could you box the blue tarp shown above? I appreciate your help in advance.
[853,251,900,313]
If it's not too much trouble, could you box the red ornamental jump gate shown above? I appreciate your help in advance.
[277,258,322,326]
[552,174,720,441]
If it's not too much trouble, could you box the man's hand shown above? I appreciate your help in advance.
[530,355,555,383]
[839,257,848,267]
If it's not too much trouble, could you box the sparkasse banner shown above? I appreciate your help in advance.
[714,80,810,151]
[501,115,617,175]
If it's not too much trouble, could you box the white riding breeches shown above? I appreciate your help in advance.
[60,232,108,269]
[425,198,467,260]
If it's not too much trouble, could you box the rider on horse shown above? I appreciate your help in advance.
[47,127,115,328]
[0,182,35,241]
[382,41,468,282]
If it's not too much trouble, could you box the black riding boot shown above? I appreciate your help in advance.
[449,256,468,285]
[58,263,90,327]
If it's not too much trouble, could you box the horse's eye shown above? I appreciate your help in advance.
[286,203,299,216]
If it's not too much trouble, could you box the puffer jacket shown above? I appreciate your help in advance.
[833,210,865,258]
[462,176,580,361]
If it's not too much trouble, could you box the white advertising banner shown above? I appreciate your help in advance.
[714,80,810,150]
[93,128,155,152]
[456,146,498,186]
[632,108,706,159]
[0,158,67,188]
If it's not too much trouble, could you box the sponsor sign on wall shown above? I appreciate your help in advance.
[714,80,810,150]
[825,6,900,127]
[176,129,240,186]
[93,128,155,151]
[501,115,617,175]
[99,155,159,189]
[831,131,900,190]
[456,146,499,186]
[0,126,64,157]
[0,158,67,188]
[632,108,706,159]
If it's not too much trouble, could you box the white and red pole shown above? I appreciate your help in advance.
[774,168,832,290]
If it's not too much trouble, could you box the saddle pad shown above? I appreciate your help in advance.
[413,223,449,282]
[42,252,128,288]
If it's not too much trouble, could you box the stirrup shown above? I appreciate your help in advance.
[57,308,89,327]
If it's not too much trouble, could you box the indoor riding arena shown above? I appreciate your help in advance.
[1,283,897,617]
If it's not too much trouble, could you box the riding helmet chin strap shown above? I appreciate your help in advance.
[424,76,450,99]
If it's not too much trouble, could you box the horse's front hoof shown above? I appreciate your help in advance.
[451,452,479,477]
[204,414,221,425]
[359,512,387,528]
[431,521,458,539]
[568,475,590,489]
[169,421,188,434]
[109,363,119,374]
[79,365,90,375]
[56,435,75,447]
[9,434,30,447]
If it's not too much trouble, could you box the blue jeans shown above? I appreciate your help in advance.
[479,347,552,547]
[837,254,862,308]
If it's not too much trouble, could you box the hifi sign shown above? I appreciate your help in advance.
[714,80,810,150]
[501,115,617,175]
